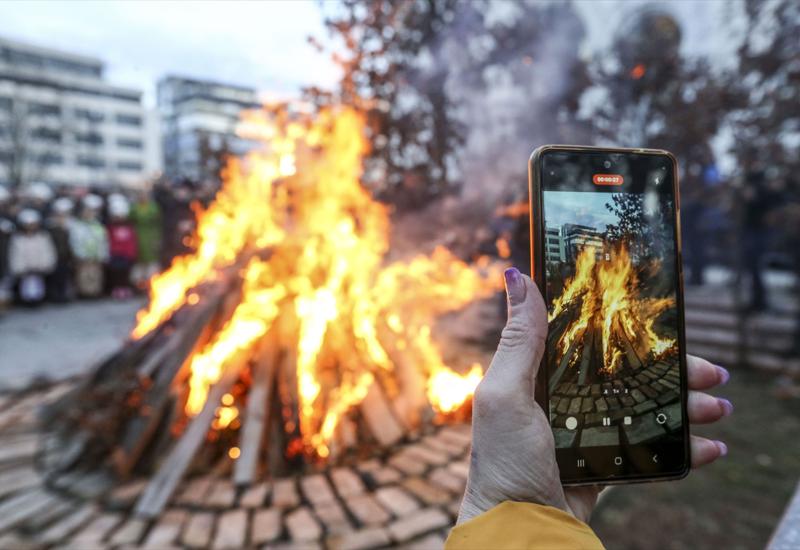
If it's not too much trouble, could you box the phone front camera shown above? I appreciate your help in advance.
[603,160,612,169]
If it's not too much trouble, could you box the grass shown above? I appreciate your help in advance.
[590,367,800,549]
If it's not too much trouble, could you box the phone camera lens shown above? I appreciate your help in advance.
[603,160,612,169]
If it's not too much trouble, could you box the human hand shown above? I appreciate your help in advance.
[457,267,732,525]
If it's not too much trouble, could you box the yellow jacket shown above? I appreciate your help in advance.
[445,501,604,550]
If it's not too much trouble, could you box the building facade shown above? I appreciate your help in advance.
[545,225,566,264]
[562,223,605,261]
[157,76,261,183]
[0,36,151,189]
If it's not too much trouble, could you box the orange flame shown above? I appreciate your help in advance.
[550,244,675,374]
[134,106,502,457]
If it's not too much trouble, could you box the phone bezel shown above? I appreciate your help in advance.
[528,144,691,486]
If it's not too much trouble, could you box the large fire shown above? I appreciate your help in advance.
[549,244,676,375]
[133,107,502,458]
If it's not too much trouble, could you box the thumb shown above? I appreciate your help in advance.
[483,268,548,392]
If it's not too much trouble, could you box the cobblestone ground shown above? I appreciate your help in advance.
[550,360,682,448]
[0,383,469,549]
[0,299,143,391]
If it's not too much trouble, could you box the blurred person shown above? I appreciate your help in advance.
[106,197,138,299]
[446,268,731,549]
[742,170,782,313]
[130,190,162,289]
[70,194,109,298]
[46,197,76,303]
[20,181,54,217]
[155,180,195,267]
[0,186,14,311]
[8,209,57,306]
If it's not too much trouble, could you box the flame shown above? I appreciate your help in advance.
[494,201,529,218]
[496,237,511,259]
[549,244,675,375]
[631,63,646,80]
[134,106,502,458]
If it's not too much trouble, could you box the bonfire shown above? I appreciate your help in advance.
[43,105,502,519]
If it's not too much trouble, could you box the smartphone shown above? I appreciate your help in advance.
[528,145,690,485]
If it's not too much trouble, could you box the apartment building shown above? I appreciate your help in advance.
[157,75,261,183]
[0,35,152,189]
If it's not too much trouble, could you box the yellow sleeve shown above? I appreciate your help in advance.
[445,501,604,550]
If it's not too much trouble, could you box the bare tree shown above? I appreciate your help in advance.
[2,97,66,190]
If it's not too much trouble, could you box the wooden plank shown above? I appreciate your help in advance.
[578,327,594,385]
[0,435,38,464]
[133,349,251,519]
[113,289,227,477]
[377,323,427,430]
[0,467,40,499]
[233,335,278,486]
[0,489,57,532]
[359,382,405,447]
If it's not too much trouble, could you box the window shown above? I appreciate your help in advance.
[117,138,143,150]
[32,152,63,166]
[75,132,103,145]
[28,102,61,116]
[117,160,142,171]
[78,156,105,169]
[116,113,142,126]
[74,108,104,122]
[31,127,61,143]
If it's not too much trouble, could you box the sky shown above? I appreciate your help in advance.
[0,0,342,106]
[0,0,743,109]
[543,191,619,233]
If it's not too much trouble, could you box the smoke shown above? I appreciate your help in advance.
[443,2,588,206]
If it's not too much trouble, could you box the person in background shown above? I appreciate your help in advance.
[8,209,57,306]
[70,194,108,298]
[742,169,781,313]
[20,182,54,218]
[0,186,15,312]
[47,197,76,303]
[106,196,138,299]
[154,179,195,267]
[130,189,162,290]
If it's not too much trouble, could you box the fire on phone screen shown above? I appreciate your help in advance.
[533,148,689,484]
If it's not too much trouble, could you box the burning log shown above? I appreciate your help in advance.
[134,347,251,519]
[548,243,677,380]
[39,106,504,523]
[233,335,279,486]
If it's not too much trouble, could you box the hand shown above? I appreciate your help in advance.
[457,267,732,525]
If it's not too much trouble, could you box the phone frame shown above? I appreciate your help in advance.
[528,144,691,486]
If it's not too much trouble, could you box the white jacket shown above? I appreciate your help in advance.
[9,231,57,276]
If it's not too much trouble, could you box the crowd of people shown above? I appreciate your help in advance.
[0,180,212,310]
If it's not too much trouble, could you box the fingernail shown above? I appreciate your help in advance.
[718,398,734,417]
[715,440,728,457]
[504,267,527,306]
[715,365,730,385]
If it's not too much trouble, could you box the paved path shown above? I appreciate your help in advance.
[0,299,143,391]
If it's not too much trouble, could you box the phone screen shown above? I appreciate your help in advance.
[537,150,688,483]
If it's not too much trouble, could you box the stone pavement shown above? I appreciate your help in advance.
[550,360,682,448]
[0,382,469,549]
[0,298,143,391]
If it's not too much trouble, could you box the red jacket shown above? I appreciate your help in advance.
[107,222,138,260]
